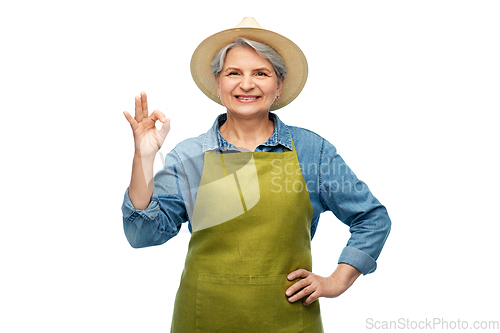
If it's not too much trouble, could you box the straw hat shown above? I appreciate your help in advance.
[190,17,308,111]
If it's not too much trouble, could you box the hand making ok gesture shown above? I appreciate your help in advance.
[123,91,170,159]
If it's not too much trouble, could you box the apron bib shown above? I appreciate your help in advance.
[171,142,323,332]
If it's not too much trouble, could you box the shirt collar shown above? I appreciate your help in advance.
[203,112,293,152]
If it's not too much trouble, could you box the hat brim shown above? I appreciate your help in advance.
[190,27,308,111]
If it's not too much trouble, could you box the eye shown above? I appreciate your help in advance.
[227,71,239,76]
[256,72,269,77]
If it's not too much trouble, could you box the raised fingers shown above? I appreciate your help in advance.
[134,95,143,123]
[134,91,150,123]
[141,91,148,120]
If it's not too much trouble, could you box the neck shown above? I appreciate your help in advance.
[219,111,274,152]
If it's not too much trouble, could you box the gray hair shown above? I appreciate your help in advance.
[211,37,287,80]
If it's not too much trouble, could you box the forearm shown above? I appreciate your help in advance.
[330,263,361,290]
[128,153,155,210]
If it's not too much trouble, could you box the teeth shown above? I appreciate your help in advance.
[237,96,258,100]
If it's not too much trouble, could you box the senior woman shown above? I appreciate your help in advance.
[122,17,391,332]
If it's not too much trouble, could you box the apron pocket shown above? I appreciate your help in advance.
[196,274,303,333]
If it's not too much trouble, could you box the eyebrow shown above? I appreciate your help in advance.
[223,67,273,73]
[254,67,273,73]
[223,67,240,72]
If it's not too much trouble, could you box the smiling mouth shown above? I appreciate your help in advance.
[235,96,260,100]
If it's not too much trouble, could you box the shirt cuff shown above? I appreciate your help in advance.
[338,246,377,275]
[121,188,161,222]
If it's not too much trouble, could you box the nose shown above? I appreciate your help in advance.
[239,74,255,91]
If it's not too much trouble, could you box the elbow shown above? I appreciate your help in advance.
[123,219,174,249]
[377,206,392,242]
[123,219,149,249]
[361,205,391,243]
[122,210,182,249]
[125,232,148,249]
[383,207,392,235]
[127,238,146,249]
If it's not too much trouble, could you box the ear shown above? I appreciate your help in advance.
[276,76,285,96]
[214,74,221,98]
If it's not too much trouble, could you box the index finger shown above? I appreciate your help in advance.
[287,269,311,281]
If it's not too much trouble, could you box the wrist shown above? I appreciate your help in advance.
[134,151,156,163]
[331,263,361,287]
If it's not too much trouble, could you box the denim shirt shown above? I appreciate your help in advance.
[122,113,391,275]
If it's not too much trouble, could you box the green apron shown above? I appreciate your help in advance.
[171,141,323,332]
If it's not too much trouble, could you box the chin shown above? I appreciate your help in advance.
[227,107,270,118]
[225,102,273,117]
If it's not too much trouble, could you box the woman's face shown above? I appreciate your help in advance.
[216,46,283,118]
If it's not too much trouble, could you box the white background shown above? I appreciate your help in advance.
[1,0,499,332]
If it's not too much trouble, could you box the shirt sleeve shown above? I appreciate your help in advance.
[121,150,190,248]
[318,139,391,275]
